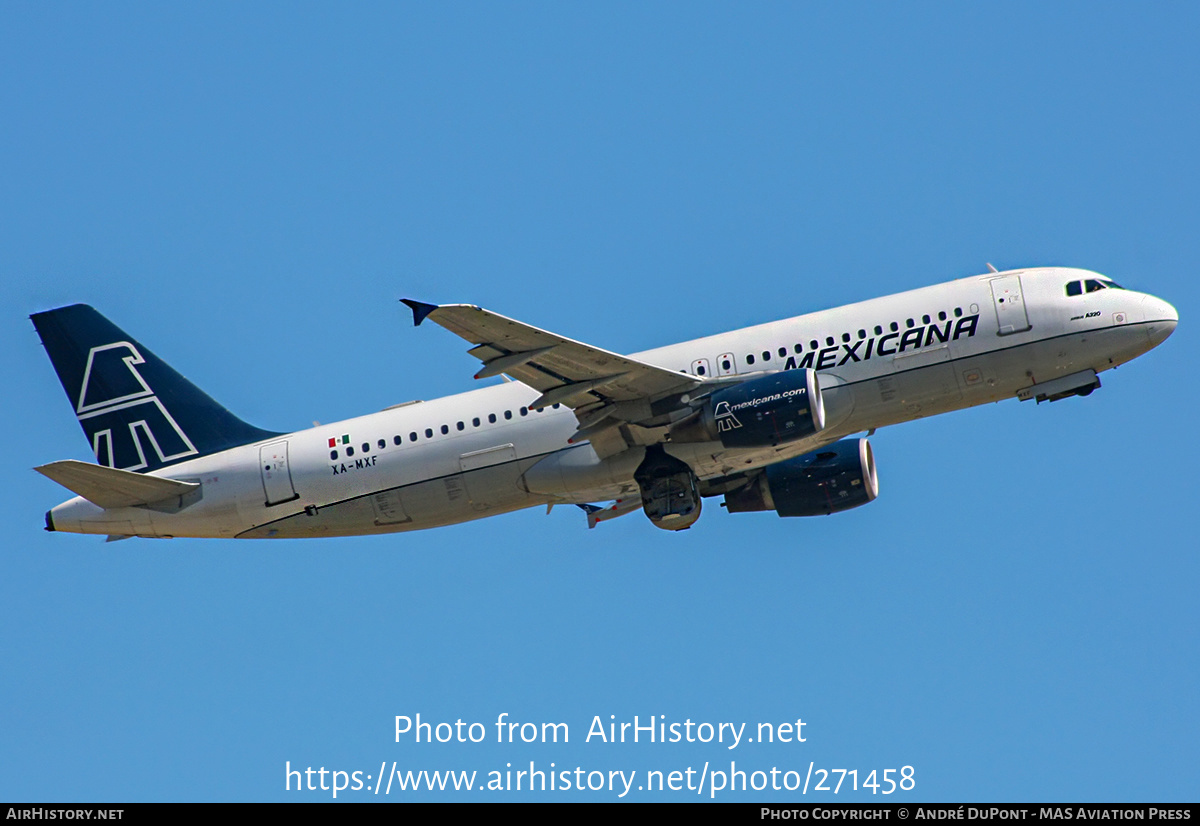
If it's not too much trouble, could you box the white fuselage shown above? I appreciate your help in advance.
[47,267,1178,538]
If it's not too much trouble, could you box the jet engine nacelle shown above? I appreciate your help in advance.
[724,437,878,517]
[674,368,826,449]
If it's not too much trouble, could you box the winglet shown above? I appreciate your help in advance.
[400,299,440,327]
[575,497,640,529]
[577,503,602,530]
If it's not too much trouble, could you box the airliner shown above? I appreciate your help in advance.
[32,266,1177,539]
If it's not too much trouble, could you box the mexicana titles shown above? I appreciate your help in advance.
[783,313,979,372]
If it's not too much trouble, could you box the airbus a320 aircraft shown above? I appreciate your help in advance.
[32,266,1177,539]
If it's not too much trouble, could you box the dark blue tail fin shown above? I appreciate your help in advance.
[31,304,281,472]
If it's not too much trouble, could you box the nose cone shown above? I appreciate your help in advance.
[1141,294,1178,348]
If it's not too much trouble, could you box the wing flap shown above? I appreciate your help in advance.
[474,346,558,380]
[36,459,199,509]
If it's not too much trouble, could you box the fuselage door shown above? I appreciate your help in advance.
[260,441,299,506]
[691,358,711,378]
[716,352,737,377]
[991,275,1032,336]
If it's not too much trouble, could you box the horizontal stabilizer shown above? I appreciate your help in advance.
[35,460,199,509]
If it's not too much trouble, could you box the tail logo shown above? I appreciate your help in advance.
[75,342,198,470]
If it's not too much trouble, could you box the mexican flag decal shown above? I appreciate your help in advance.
[328,434,350,448]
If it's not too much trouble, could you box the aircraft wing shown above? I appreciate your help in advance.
[401,299,713,456]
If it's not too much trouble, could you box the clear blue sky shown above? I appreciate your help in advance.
[2,2,1196,802]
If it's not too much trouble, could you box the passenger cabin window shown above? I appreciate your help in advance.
[504,410,513,420]
[747,354,756,365]
[330,450,338,460]
[362,443,370,452]
[393,435,402,446]
[440,425,449,435]
[488,413,497,423]
[378,439,386,450]
[472,417,480,427]
[409,432,417,442]
[347,446,355,456]
[425,428,433,439]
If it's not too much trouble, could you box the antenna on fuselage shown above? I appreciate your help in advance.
[986,263,999,273]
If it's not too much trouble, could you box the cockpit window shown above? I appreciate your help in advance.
[1085,279,1106,293]
[1066,281,1082,297]
[1100,278,1125,289]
